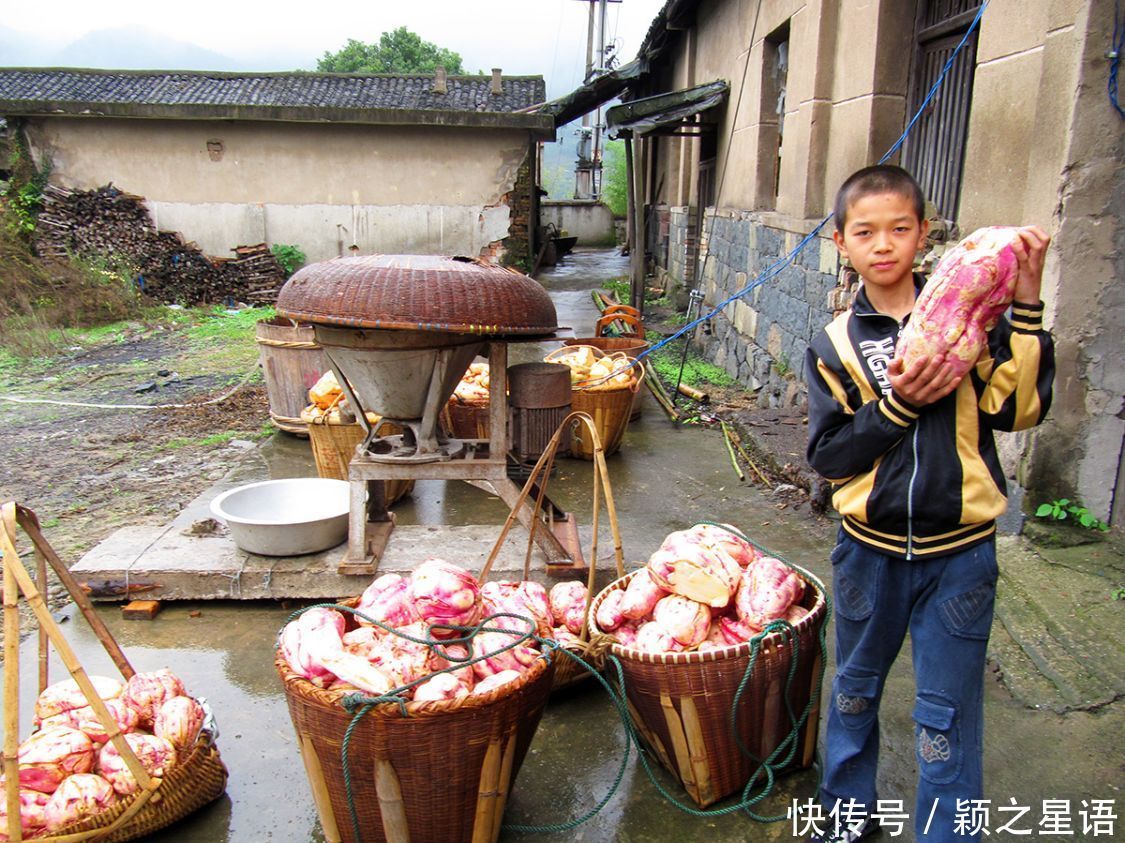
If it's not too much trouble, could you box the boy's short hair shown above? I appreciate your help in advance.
[834,165,926,232]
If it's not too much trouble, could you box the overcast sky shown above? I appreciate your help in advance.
[1,0,667,98]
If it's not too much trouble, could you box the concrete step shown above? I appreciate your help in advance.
[985,620,1069,712]
[991,536,1124,712]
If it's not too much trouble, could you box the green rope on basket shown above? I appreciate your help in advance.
[281,545,836,839]
[500,645,636,835]
[282,604,548,843]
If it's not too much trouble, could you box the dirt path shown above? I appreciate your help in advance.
[0,316,272,617]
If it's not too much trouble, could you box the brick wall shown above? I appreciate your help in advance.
[497,149,533,270]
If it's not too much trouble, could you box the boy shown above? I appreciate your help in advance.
[803,165,1054,842]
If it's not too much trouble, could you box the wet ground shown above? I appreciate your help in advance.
[7,249,1122,841]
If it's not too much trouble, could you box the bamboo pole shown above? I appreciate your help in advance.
[658,691,697,798]
[720,421,746,482]
[724,424,771,487]
[644,373,680,421]
[471,739,503,843]
[36,545,48,693]
[299,736,342,843]
[490,731,519,842]
[375,758,410,843]
[3,503,23,841]
[0,520,154,796]
[678,696,715,806]
[677,383,709,402]
[16,506,134,679]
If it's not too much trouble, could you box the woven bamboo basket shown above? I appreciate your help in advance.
[301,409,414,506]
[479,411,625,691]
[47,730,228,842]
[276,629,555,843]
[440,395,490,440]
[588,567,827,808]
[567,364,643,460]
[1,503,228,842]
[564,336,650,420]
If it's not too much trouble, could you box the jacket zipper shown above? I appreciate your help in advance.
[897,314,917,560]
[856,309,917,558]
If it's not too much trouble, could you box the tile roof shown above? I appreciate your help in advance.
[0,69,551,130]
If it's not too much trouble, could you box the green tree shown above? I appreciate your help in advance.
[316,27,466,74]
[600,139,628,218]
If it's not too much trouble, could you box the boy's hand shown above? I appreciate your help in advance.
[888,354,962,406]
[1012,225,1050,304]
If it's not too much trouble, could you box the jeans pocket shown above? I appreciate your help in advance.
[913,695,962,785]
[937,546,998,641]
[833,670,880,731]
[832,542,878,622]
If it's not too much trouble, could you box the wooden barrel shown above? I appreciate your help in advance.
[256,317,330,436]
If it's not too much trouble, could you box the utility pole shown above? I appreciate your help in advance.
[593,0,608,199]
[573,0,621,201]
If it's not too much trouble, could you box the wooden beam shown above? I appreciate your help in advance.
[626,134,646,313]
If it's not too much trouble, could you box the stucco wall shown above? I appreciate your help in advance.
[24,117,530,262]
[539,200,616,245]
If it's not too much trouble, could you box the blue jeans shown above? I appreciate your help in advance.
[820,531,998,842]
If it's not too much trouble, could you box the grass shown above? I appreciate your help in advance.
[162,421,273,451]
[647,338,738,389]
[185,305,274,344]
[0,304,272,400]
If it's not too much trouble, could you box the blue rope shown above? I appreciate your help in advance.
[591,1,992,386]
[1111,0,1125,118]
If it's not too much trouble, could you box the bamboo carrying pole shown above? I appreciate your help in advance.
[1,501,160,842]
[4,505,22,841]
[16,505,136,681]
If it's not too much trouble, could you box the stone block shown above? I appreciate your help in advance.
[960,50,1044,229]
[819,238,840,275]
[977,0,1048,64]
[767,323,784,359]
[732,299,758,338]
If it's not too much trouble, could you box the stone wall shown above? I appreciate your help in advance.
[661,207,843,410]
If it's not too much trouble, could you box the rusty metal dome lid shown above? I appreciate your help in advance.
[275,254,558,335]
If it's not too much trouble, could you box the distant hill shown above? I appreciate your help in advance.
[0,25,58,66]
[53,26,247,71]
[0,25,307,72]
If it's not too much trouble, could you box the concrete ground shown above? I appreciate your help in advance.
[10,249,1122,841]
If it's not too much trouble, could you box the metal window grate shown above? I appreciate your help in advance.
[902,2,982,220]
[921,0,981,31]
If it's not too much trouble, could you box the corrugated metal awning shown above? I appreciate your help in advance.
[606,79,728,137]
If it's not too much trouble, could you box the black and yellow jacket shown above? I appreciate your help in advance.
[804,275,1054,560]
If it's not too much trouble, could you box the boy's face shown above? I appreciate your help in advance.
[833,191,929,292]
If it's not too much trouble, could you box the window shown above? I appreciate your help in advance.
[902,1,982,220]
[761,22,790,207]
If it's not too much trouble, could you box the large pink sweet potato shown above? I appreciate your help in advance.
[899,226,1021,379]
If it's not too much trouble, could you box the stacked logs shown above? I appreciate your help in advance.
[35,184,287,305]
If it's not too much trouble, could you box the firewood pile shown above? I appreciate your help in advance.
[35,184,287,305]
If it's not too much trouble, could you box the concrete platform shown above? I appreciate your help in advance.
[72,480,565,600]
